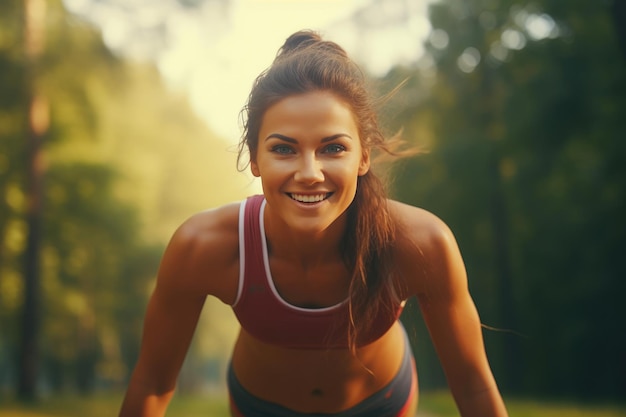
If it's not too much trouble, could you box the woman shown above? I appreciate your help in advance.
[118,30,508,417]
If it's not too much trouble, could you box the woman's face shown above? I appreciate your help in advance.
[251,90,370,235]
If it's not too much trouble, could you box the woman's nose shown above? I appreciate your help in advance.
[294,154,324,184]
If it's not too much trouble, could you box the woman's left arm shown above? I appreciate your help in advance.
[408,214,508,417]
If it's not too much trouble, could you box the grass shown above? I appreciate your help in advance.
[418,391,626,417]
[0,392,227,417]
[0,391,625,416]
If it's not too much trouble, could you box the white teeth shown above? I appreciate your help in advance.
[290,193,328,203]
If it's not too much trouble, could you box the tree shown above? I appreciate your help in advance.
[382,0,626,400]
[18,0,49,400]
[1,0,249,398]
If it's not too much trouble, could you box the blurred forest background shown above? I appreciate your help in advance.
[1,0,625,408]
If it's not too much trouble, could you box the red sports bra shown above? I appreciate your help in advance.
[231,195,404,349]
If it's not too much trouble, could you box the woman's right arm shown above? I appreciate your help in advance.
[118,281,205,416]
[118,208,238,417]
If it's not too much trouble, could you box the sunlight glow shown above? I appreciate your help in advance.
[63,0,431,142]
[457,47,481,73]
[429,28,449,50]
[525,13,558,40]
[501,28,527,50]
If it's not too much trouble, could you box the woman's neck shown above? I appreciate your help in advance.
[263,209,347,269]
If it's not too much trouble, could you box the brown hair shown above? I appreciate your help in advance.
[238,30,406,353]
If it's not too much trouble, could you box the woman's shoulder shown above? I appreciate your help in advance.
[157,200,242,302]
[387,199,465,295]
[173,201,241,250]
[387,199,454,244]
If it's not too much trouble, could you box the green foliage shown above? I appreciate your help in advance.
[0,0,159,395]
[38,162,161,392]
[389,0,626,401]
[0,0,249,398]
[0,393,229,417]
[418,391,626,417]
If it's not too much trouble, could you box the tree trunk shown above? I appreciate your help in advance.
[17,0,47,401]
[477,27,521,392]
[487,154,521,393]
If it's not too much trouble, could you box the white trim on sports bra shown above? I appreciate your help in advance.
[231,198,247,308]
[257,198,348,313]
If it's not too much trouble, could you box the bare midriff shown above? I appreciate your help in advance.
[230,321,409,414]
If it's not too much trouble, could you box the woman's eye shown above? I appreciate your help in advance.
[271,145,294,154]
[323,144,346,154]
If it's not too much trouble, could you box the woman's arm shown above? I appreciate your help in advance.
[118,282,206,416]
[416,220,508,417]
[392,200,508,417]
[118,208,239,417]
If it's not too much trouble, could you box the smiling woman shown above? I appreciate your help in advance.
[118,30,509,417]
[251,91,369,236]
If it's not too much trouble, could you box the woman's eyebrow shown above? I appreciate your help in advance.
[322,133,353,142]
[265,133,297,143]
[264,133,353,142]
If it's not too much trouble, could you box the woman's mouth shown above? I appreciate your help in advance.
[288,193,332,203]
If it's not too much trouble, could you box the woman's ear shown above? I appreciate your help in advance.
[358,149,370,176]
[250,159,261,177]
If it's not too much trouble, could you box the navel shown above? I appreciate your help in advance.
[311,388,324,397]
